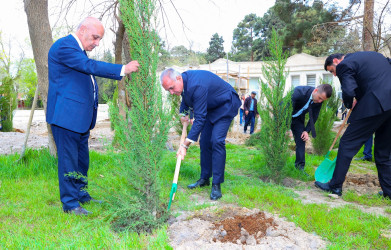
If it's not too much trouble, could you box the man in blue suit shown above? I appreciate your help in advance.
[47,17,139,215]
[316,52,391,197]
[161,68,241,200]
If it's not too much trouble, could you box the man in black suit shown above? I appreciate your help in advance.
[243,91,259,134]
[316,52,391,198]
[291,84,333,171]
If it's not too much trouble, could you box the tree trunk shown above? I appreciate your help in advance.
[362,0,375,51]
[24,0,57,155]
[114,19,128,118]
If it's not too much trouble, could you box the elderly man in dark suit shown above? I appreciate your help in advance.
[161,68,241,200]
[316,52,391,197]
[47,17,139,215]
[290,84,333,171]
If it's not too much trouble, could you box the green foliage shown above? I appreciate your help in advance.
[272,0,343,56]
[0,76,17,131]
[206,33,226,63]
[231,13,261,61]
[312,83,340,155]
[163,45,206,67]
[94,50,117,104]
[232,1,345,60]
[256,29,292,183]
[108,0,171,233]
[15,58,39,108]
[245,131,261,147]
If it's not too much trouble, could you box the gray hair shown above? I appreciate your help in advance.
[76,16,102,31]
[160,68,181,84]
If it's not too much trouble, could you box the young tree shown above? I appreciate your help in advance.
[108,0,171,233]
[206,33,225,63]
[257,29,292,183]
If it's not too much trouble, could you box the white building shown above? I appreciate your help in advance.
[169,53,340,97]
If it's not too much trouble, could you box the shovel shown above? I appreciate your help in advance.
[315,108,352,183]
[167,122,188,211]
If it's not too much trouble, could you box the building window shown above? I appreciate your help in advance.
[291,75,300,88]
[306,74,316,87]
[322,74,333,84]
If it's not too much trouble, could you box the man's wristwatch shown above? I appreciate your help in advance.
[181,143,189,149]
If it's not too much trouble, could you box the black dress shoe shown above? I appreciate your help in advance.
[81,198,103,205]
[354,156,372,162]
[210,184,222,200]
[187,178,210,189]
[295,164,305,171]
[66,206,91,215]
[314,181,342,196]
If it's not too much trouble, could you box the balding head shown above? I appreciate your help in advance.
[75,17,104,51]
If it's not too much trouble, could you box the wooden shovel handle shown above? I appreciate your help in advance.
[172,122,189,184]
[328,108,353,152]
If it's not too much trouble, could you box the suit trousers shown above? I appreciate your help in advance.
[244,111,255,134]
[363,135,373,159]
[51,124,91,211]
[291,120,306,167]
[329,109,391,197]
[199,116,233,184]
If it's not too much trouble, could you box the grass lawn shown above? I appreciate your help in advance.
[0,145,390,249]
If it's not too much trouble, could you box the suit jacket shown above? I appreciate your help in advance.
[243,96,258,115]
[179,70,241,141]
[47,34,123,133]
[291,86,322,134]
[336,51,391,121]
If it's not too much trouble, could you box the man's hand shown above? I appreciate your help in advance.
[245,110,249,116]
[124,60,140,74]
[180,115,190,125]
[301,131,309,141]
[177,145,187,160]
[352,99,357,109]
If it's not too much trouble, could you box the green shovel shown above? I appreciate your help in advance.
[168,122,188,211]
[315,108,352,183]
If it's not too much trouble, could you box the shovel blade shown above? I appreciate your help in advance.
[167,183,177,211]
[315,157,337,183]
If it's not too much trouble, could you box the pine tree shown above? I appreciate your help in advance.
[257,29,292,183]
[206,33,225,63]
[107,0,171,233]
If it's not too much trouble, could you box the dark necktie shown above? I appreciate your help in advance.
[308,102,316,138]
[83,50,98,109]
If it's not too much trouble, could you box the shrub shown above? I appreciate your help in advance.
[312,83,340,155]
[0,76,17,132]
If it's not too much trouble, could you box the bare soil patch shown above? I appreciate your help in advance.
[168,205,327,249]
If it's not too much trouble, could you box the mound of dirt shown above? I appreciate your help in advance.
[213,212,276,244]
[168,206,327,249]
[345,173,380,187]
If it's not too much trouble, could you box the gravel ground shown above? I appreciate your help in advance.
[0,104,113,155]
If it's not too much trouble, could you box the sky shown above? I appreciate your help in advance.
[0,0,275,59]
